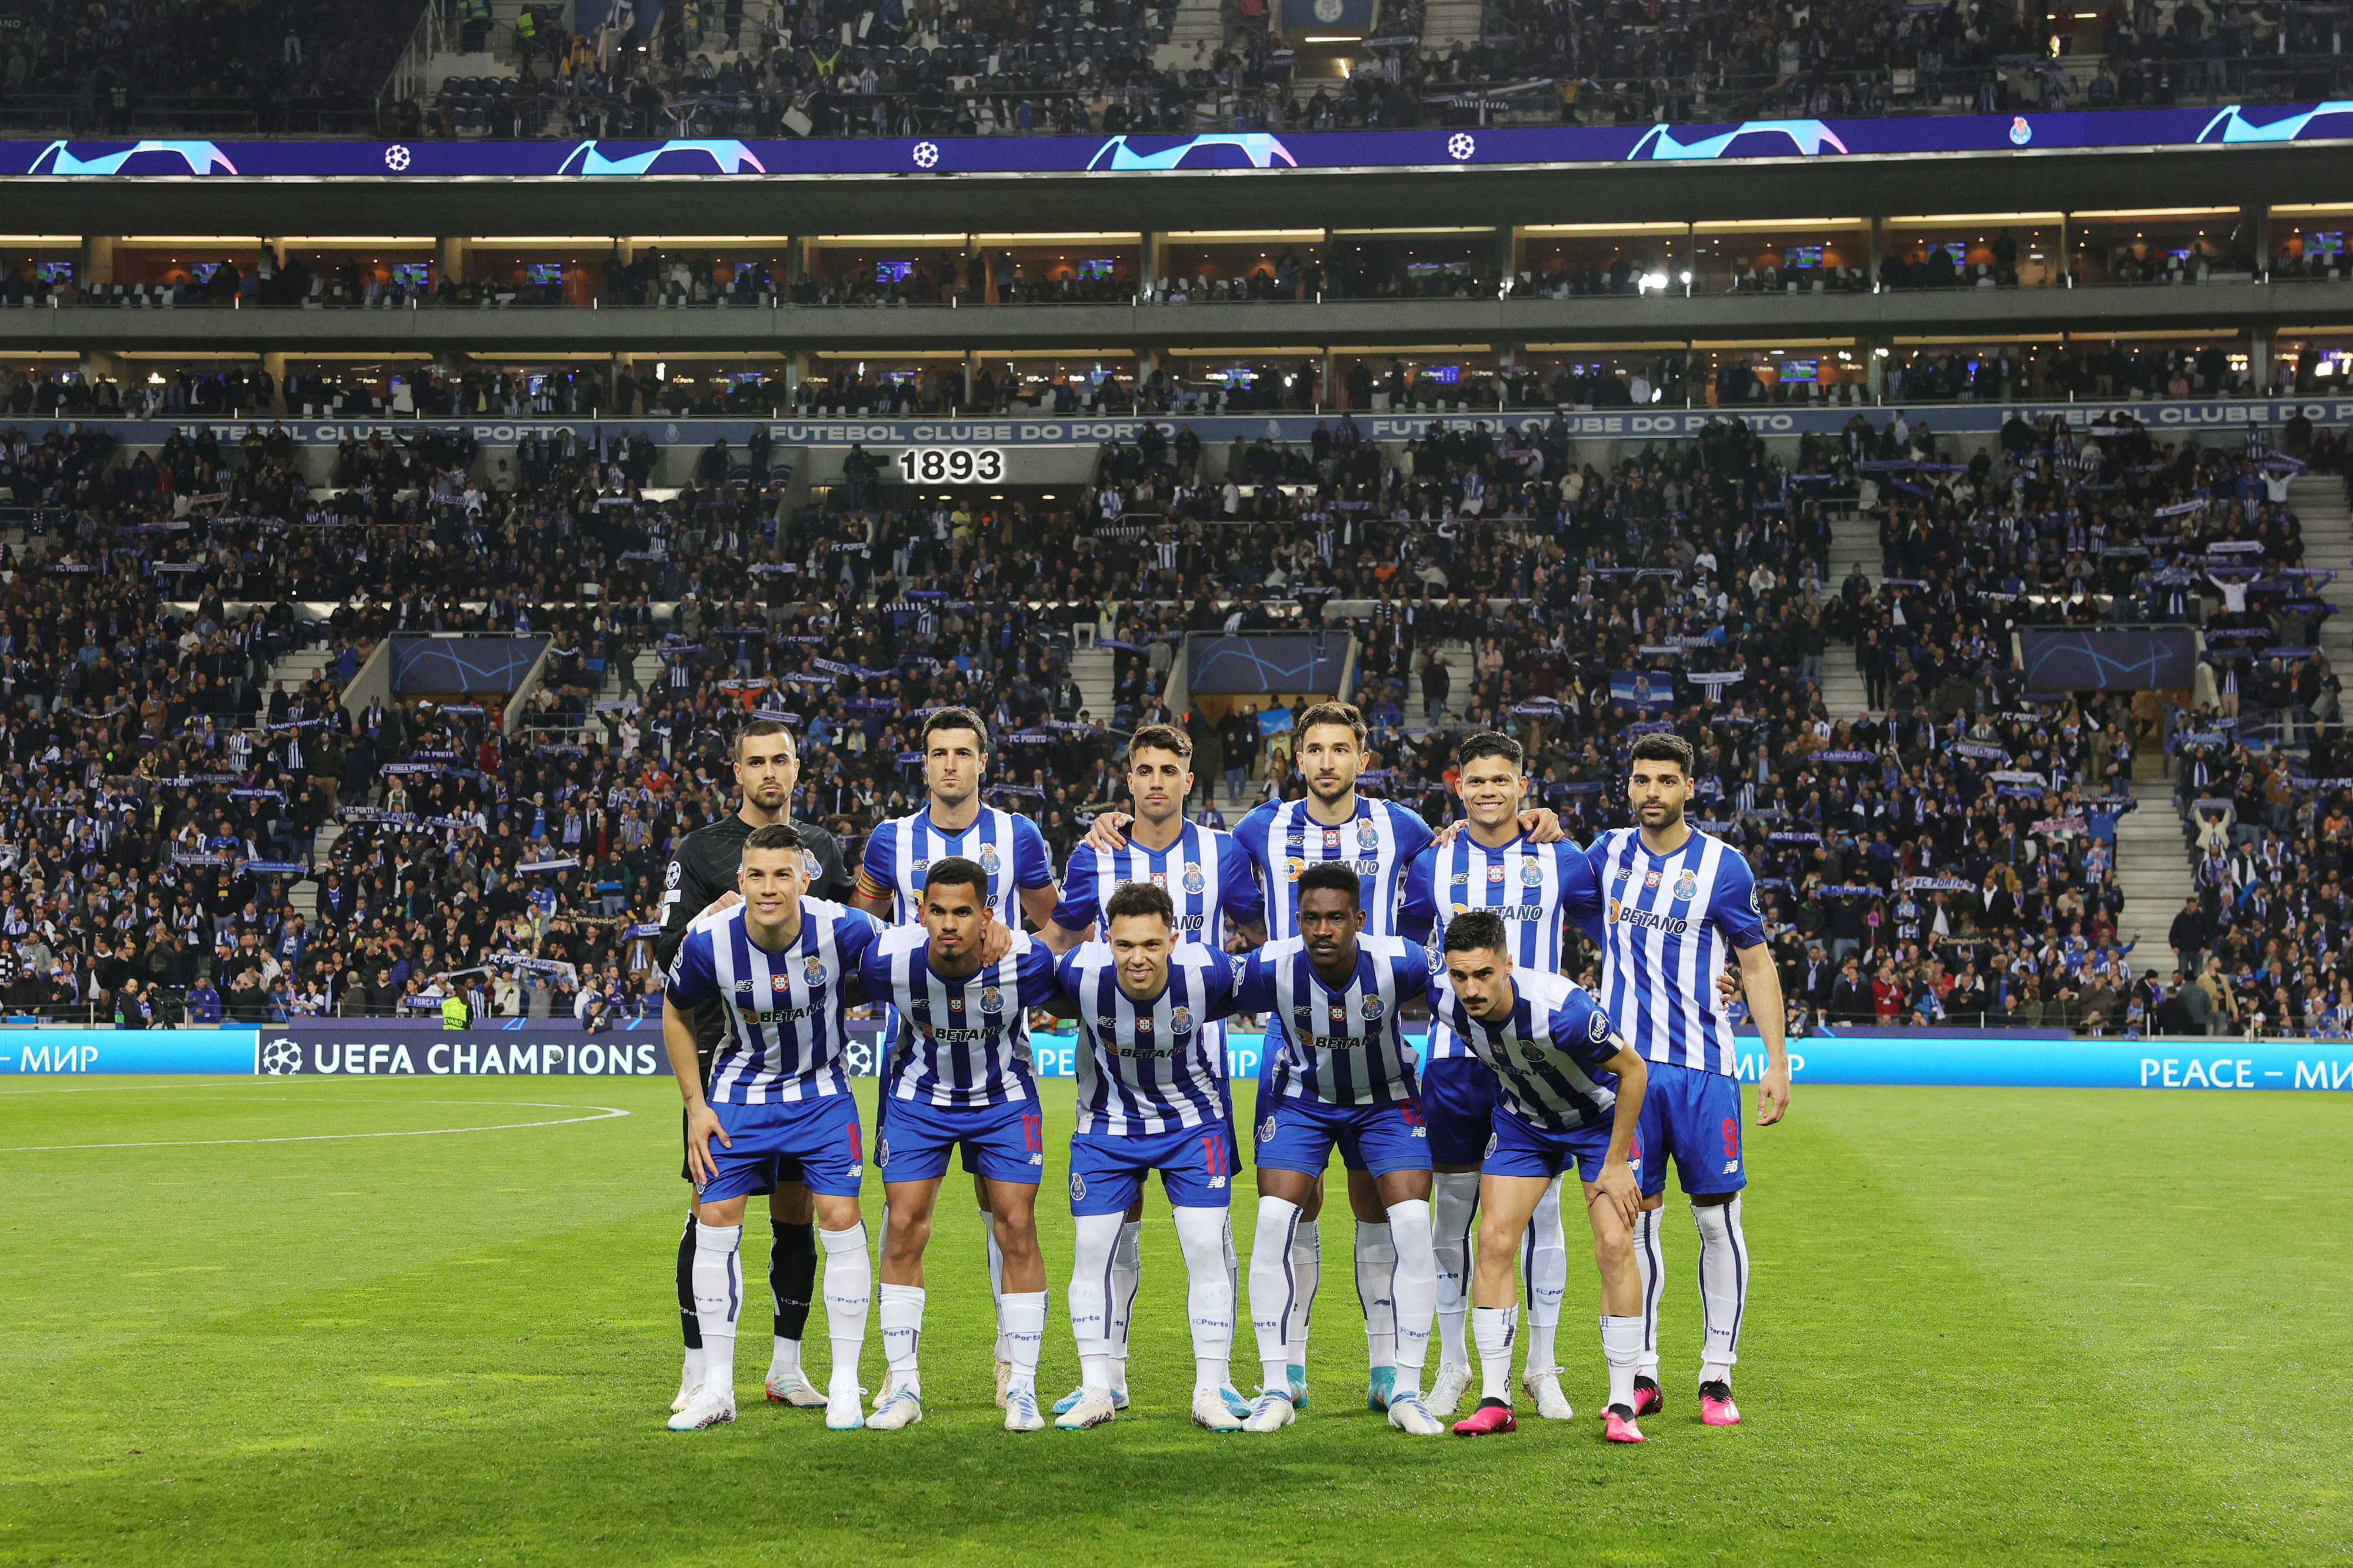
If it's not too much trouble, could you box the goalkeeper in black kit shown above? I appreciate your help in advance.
[654,718,855,1414]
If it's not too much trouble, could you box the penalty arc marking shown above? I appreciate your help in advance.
[0,1100,631,1153]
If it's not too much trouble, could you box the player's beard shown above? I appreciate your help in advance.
[1306,772,1355,810]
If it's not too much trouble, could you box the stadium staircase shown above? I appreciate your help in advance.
[2291,474,2353,672]
[1419,0,1485,51]
[259,639,339,922]
[1821,505,1879,722]
[2112,777,2195,961]
[1071,642,1118,726]
[1154,0,1225,69]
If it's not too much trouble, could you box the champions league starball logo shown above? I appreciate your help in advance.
[1085,133,1298,171]
[555,139,768,175]
[1627,119,1849,161]
[30,139,240,175]
[2196,101,2353,143]
[259,1039,302,1075]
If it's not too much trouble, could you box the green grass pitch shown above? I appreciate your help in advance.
[0,1076,2342,1566]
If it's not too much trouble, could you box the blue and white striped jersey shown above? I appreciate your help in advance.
[1429,966,1624,1132]
[858,923,1062,1108]
[1401,832,1603,1061]
[663,898,884,1105]
[1056,940,1239,1135]
[857,805,1054,926]
[1230,935,1434,1107]
[1052,820,1264,948]
[1230,796,1434,942]
[1584,828,1767,1078]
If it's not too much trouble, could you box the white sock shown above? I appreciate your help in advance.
[1172,1205,1235,1394]
[985,1215,1008,1363]
[1385,1199,1435,1398]
[1354,1219,1397,1373]
[769,1336,802,1383]
[1110,1219,1143,1390]
[1068,1212,1122,1387]
[1472,1305,1517,1404]
[819,1223,871,1397]
[1002,1290,1047,1396]
[1432,1171,1479,1369]
[690,1222,743,1402]
[1249,1196,1302,1392]
[1522,1179,1568,1372]
[1632,1206,1664,1378]
[880,1282,925,1397]
[1284,1216,1319,1374]
[1602,1314,1642,1413]
[1692,1197,1747,1386]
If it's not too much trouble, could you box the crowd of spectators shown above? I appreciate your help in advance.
[396,0,2353,147]
[9,0,2353,139]
[2,391,2351,1037]
[0,0,425,133]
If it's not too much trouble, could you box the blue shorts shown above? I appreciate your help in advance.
[1632,1059,1746,1199]
[1068,1120,1237,1216]
[874,1032,986,1177]
[1482,1102,1614,1184]
[697,1095,864,1204]
[874,1095,1045,1186]
[1422,1055,1497,1167]
[1252,1093,1431,1179]
[681,1104,796,1191]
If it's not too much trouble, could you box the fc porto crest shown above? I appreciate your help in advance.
[1182,862,1205,895]
[802,955,828,985]
[1674,869,1699,901]
[1356,818,1379,849]
[1069,1172,1087,1202]
[978,985,1005,1014]
[978,843,1001,874]
[1521,859,1545,886]
[1259,1115,1278,1144]
[1359,996,1386,1022]
[1169,1006,1194,1033]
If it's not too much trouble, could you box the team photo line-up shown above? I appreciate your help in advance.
[656,699,1787,1439]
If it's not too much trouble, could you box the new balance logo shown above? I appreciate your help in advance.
[1207,1175,1228,1189]
[1723,1159,1740,1175]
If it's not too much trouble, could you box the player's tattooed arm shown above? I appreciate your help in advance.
[1080,812,1134,852]
[1224,917,1268,952]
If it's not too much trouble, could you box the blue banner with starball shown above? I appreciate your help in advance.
[4,104,2353,182]
[10,1023,2351,1092]
[0,1029,259,1075]
[1752,1028,2353,1092]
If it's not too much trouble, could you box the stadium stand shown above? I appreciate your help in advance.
[2,388,2345,1040]
[5,0,2347,138]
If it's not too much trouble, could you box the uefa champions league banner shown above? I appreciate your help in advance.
[1755,1030,2353,1091]
[5,1025,2351,1090]
[6,105,2353,180]
[0,1028,259,1075]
